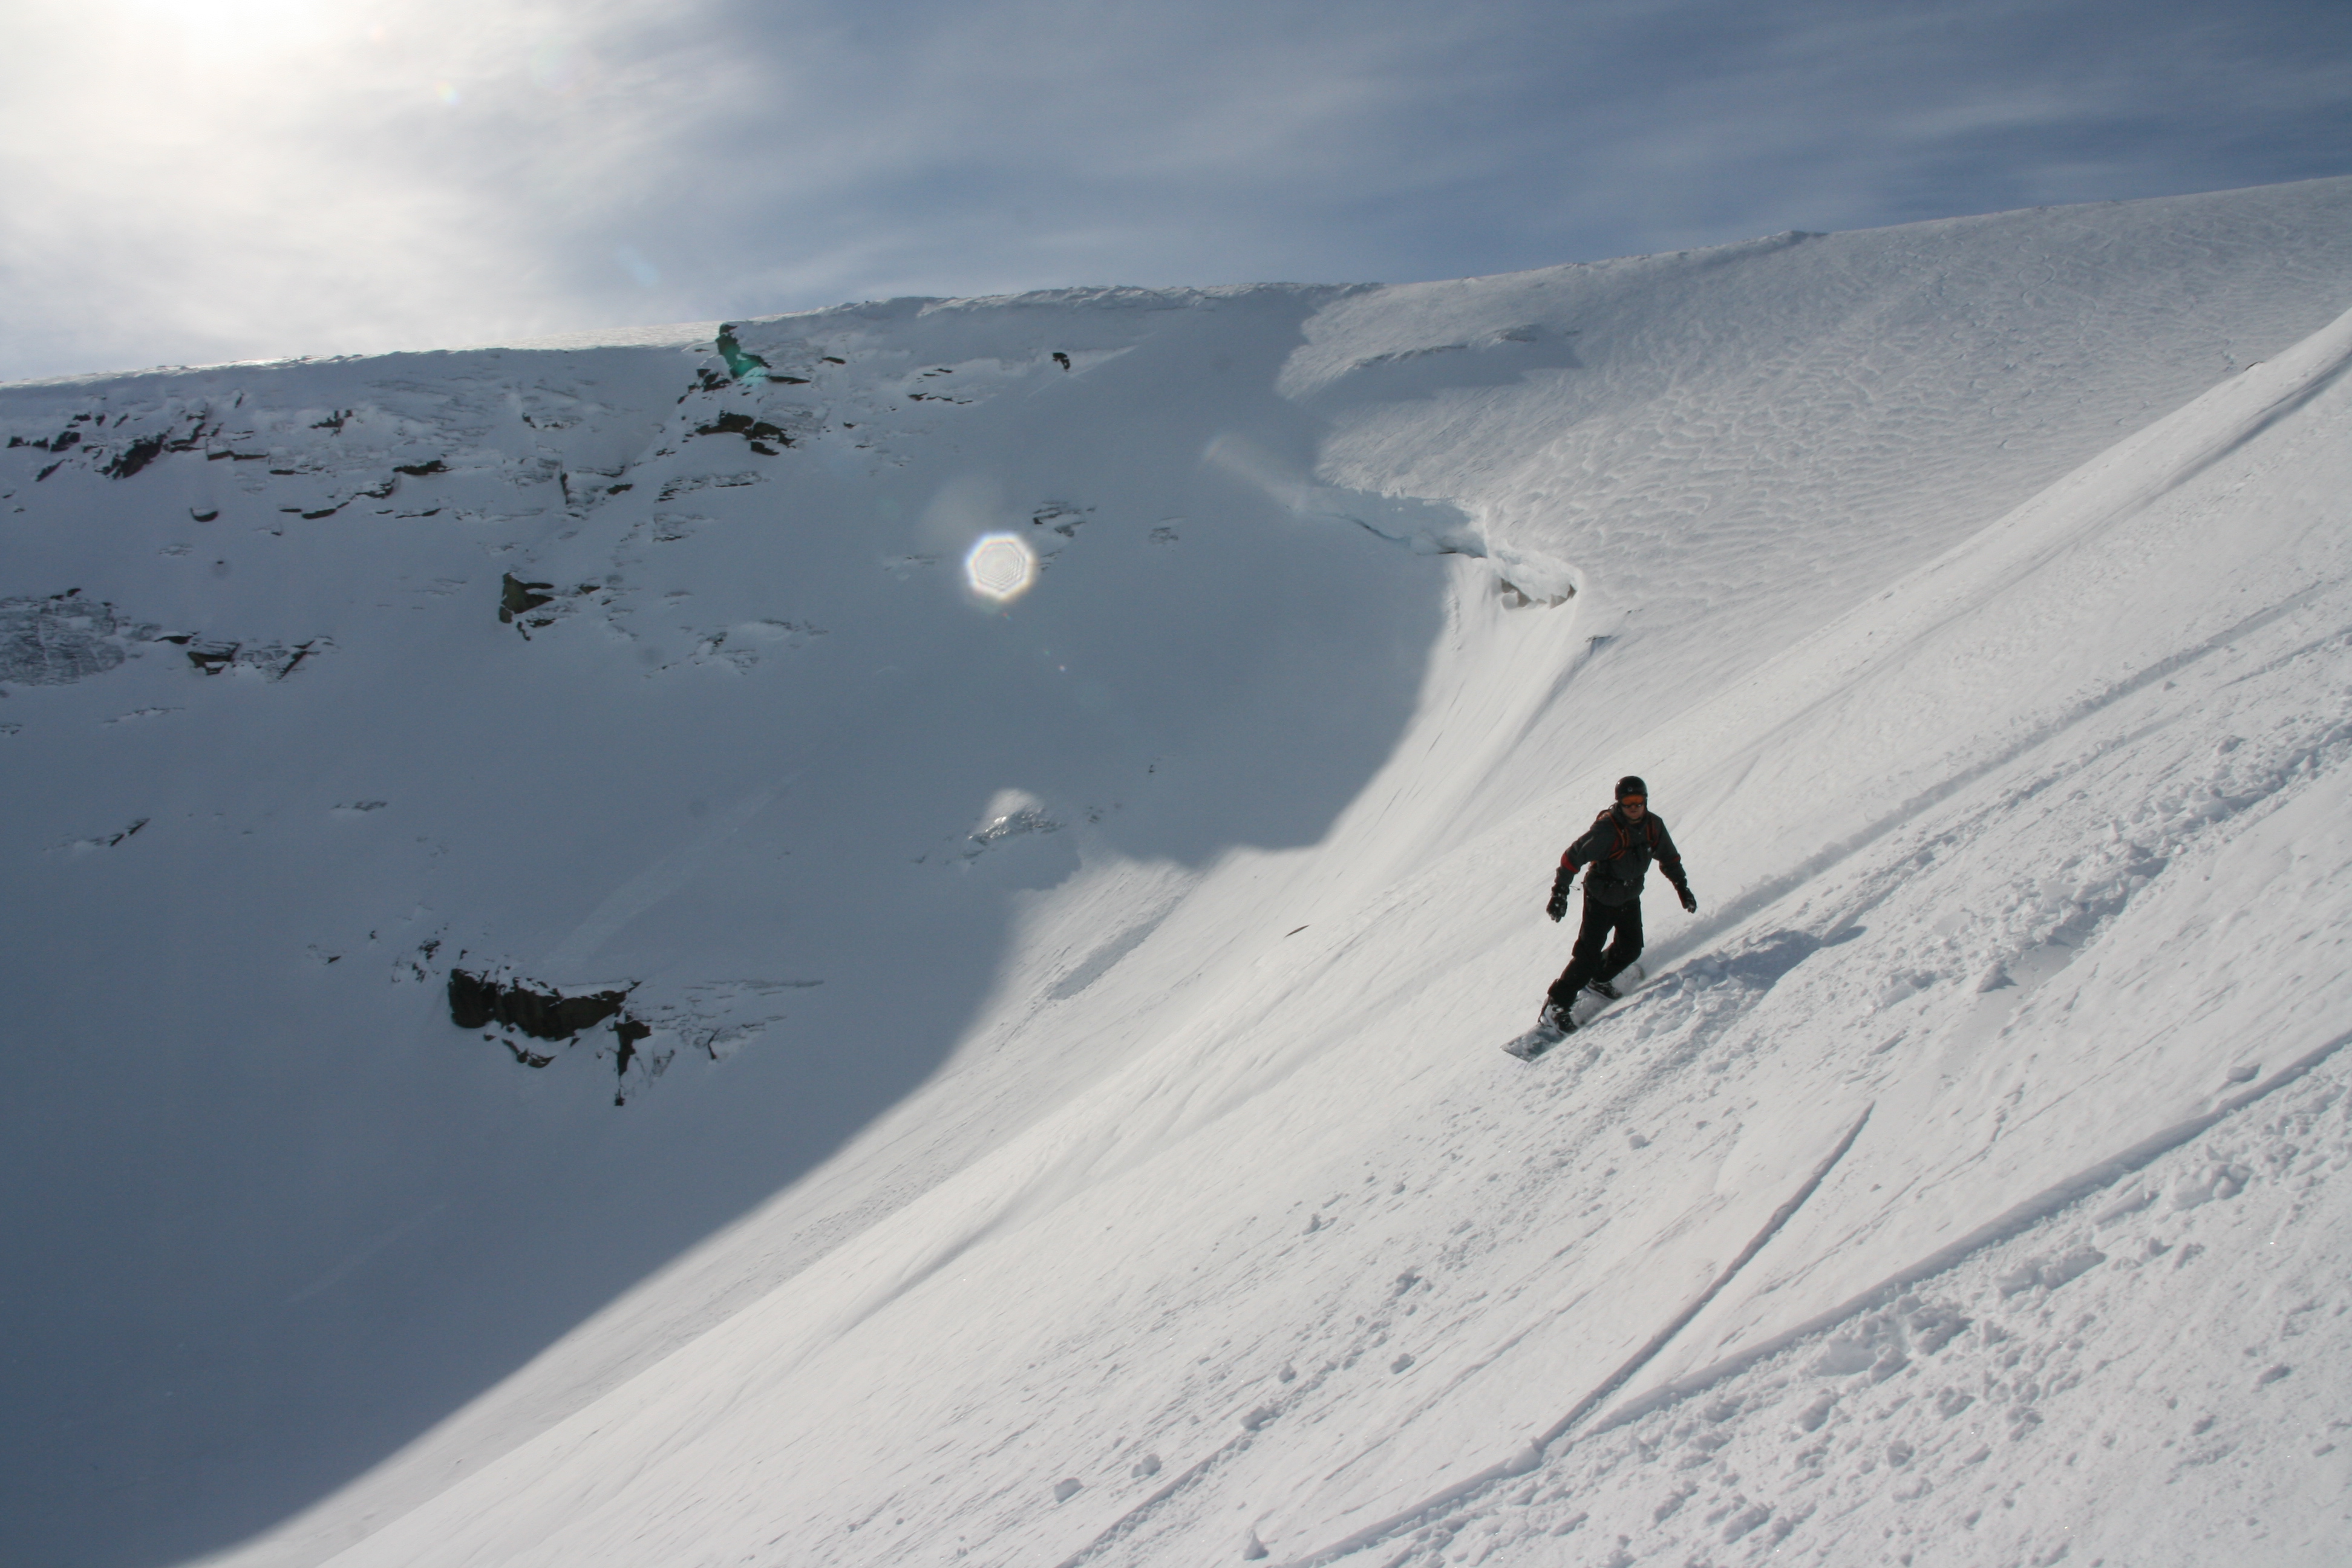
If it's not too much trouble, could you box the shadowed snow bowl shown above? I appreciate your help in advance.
[964,531,1036,600]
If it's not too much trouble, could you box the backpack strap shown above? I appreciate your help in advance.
[1593,808,1634,861]
[1606,812,1665,861]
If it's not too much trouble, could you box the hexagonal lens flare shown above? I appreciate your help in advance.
[964,532,1037,601]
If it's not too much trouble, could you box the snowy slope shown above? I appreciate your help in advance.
[4,178,2351,1568]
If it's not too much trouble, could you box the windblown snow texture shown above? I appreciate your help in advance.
[4,178,2351,1568]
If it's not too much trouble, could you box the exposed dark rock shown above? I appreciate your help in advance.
[447,969,633,1040]
[102,433,170,479]
[393,458,447,477]
[1031,502,1089,537]
[180,638,327,679]
[613,1017,652,1082]
[498,1038,556,1069]
[692,411,792,449]
[499,573,555,622]
[448,969,655,1102]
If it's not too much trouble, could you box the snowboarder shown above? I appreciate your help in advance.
[1538,776,1696,1036]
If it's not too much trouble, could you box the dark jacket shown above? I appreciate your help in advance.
[1561,806,1688,907]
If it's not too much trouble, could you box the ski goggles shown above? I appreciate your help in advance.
[1618,794,1646,806]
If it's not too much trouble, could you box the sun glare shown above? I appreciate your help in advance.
[965,533,1037,602]
[123,0,341,56]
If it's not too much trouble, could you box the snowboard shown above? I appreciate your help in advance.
[1503,962,1645,1062]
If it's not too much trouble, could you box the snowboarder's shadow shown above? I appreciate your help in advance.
[1719,928,1826,990]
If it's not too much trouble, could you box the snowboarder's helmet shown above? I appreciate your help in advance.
[1615,776,1647,801]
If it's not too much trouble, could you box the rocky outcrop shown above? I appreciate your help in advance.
[498,573,556,624]
[447,969,633,1042]
[447,969,653,1103]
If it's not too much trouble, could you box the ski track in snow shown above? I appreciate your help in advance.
[5,180,2352,1568]
[1349,1042,2352,1568]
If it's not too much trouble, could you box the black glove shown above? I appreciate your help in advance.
[1546,866,1574,922]
[1677,884,1697,913]
[1546,891,1567,922]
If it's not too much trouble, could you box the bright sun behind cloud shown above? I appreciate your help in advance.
[0,0,711,376]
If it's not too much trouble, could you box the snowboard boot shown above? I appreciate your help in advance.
[1585,976,1621,1001]
[1538,998,1578,1037]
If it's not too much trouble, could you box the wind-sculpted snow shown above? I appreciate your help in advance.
[4,180,2352,1568]
[1290,179,2352,713]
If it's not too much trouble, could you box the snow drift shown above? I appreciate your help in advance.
[4,177,2351,1568]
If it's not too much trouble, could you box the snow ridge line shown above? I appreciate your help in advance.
[1277,1104,1875,1568]
[1592,1024,2352,1436]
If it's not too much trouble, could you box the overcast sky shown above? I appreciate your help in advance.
[2,0,2348,383]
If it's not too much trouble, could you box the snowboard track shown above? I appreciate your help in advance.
[1276,1024,2351,1566]
[1590,1023,2352,1435]
[1274,1104,1873,1568]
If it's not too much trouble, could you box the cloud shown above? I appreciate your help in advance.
[0,0,736,375]
[2,0,2347,381]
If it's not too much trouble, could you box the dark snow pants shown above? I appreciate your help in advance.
[1547,892,1642,1007]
